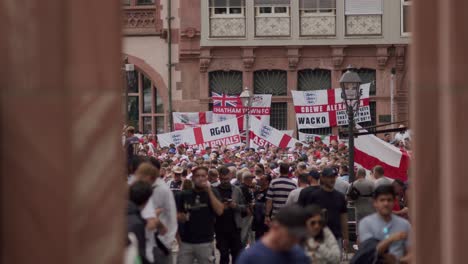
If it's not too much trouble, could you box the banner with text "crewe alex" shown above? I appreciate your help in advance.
[249,118,301,150]
[211,93,272,130]
[157,118,242,149]
[291,83,371,129]
[173,111,213,131]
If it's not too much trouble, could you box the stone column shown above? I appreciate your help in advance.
[0,1,124,263]
[411,0,468,263]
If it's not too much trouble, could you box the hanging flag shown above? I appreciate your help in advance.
[157,118,242,149]
[249,118,300,149]
[292,83,371,129]
[173,111,213,130]
[354,127,409,182]
[211,92,272,130]
[298,132,339,145]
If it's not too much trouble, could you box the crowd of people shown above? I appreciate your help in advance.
[124,125,412,264]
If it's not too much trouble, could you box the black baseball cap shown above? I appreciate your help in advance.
[308,169,320,180]
[321,167,337,177]
[274,205,309,238]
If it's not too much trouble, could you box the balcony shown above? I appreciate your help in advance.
[346,15,382,36]
[256,17,291,37]
[122,5,162,36]
[210,17,246,38]
[300,15,336,36]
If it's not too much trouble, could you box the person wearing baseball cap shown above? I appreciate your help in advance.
[297,167,349,253]
[236,205,310,264]
[167,166,183,194]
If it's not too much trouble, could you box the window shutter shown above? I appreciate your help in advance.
[345,0,382,15]
[211,0,245,7]
[300,0,335,9]
[255,0,290,6]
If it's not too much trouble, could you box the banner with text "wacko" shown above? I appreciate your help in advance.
[249,118,301,149]
[291,83,371,129]
[212,93,272,130]
[158,118,242,149]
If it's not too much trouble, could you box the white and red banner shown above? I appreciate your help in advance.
[158,118,242,149]
[292,83,371,129]
[249,118,301,149]
[211,93,272,130]
[173,111,213,131]
[298,132,339,145]
[354,127,409,182]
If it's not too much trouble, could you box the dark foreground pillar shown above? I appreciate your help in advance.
[411,0,468,263]
[0,0,125,263]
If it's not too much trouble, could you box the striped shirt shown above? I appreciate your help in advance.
[266,176,297,216]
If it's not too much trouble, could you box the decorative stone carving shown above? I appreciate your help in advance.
[346,15,382,35]
[243,57,255,71]
[395,45,406,72]
[255,17,290,36]
[181,27,199,39]
[210,18,246,37]
[242,48,255,71]
[300,16,335,36]
[376,45,390,69]
[287,48,301,71]
[288,57,300,71]
[122,6,162,35]
[200,58,211,73]
[331,46,346,69]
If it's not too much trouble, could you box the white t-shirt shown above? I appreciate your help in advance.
[374,176,394,188]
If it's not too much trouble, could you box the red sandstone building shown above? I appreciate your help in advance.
[122,0,411,135]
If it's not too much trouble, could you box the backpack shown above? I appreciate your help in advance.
[347,183,361,200]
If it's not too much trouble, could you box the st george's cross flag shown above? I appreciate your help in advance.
[158,118,242,149]
[173,111,213,130]
[211,92,272,130]
[249,118,301,149]
[291,83,371,129]
[354,126,410,182]
[298,132,339,145]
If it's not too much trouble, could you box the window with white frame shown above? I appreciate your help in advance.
[401,0,411,35]
[300,0,336,16]
[210,0,245,17]
[255,0,290,17]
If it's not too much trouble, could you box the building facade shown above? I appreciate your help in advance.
[122,0,411,135]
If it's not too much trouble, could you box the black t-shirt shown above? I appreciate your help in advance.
[125,136,140,156]
[253,188,268,227]
[298,187,347,239]
[297,185,321,206]
[176,189,221,243]
[215,186,237,233]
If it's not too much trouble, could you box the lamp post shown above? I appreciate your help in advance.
[240,87,253,148]
[339,65,362,183]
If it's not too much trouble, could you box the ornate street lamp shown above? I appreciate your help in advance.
[240,87,253,148]
[339,65,362,183]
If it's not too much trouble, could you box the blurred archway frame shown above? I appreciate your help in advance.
[411,0,468,263]
[0,0,125,263]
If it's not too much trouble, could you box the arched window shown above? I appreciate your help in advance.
[298,68,331,91]
[209,70,243,96]
[254,70,288,130]
[254,70,287,95]
[298,69,332,135]
[126,70,166,134]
